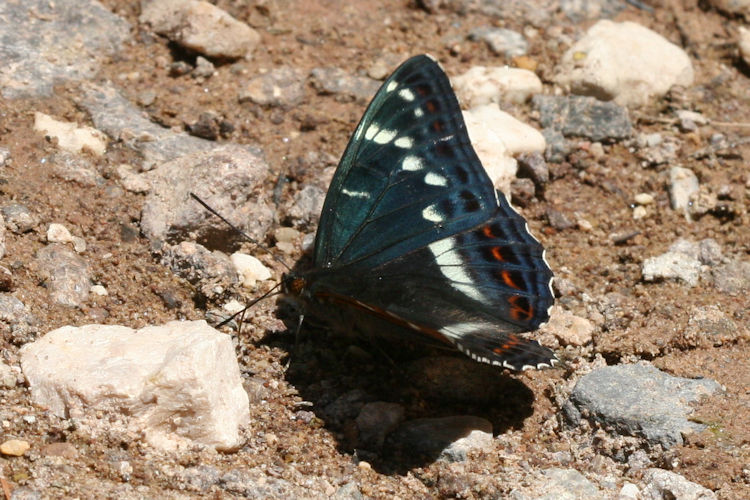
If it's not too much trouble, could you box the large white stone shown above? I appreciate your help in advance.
[555,20,694,106]
[463,105,546,193]
[453,66,542,107]
[20,320,249,451]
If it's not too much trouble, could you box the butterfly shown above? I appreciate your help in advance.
[284,54,556,370]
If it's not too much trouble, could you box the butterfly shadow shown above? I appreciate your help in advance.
[261,302,540,475]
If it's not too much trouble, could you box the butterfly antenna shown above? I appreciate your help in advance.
[189,192,291,271]
[216,282,284,328]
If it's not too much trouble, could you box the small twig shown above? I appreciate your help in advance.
[1,475,12,500]
[710,121,750,128]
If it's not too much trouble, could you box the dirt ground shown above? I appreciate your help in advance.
[0,0,748,498]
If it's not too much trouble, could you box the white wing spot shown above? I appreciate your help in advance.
[428,238,484,301]
[341,188,369,199]
[386,80,398,93]
[421,204,443,222]
[398,89,415,101]
[424,172,447,186]
[414,108,424,118]
[364,124,380,140]
[394,137,413,148]
[373,128,397,145]
[401,155,424,171]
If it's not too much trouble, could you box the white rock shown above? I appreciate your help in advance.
[463,105,546,193]
[619,482,639,500]
[46,223,73,244]
[641,468,716,500]
[669,166,699,213]
[116,164,151,193]
[33,113,107,156]
[90,285,107,296]
[642,251,701,287]
[20,320,249,451]
[633,205,647,220]
[540,306,594,346]
[739,27,750,67]
[634,193,655,205]
[140,0,260,59]
[555,20,694,106]
[231,252,272,288]
[453,66,542,107]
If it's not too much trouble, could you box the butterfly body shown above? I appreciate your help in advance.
[285,55,556,371]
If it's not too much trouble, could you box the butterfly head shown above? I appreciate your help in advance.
[281,272,307,298]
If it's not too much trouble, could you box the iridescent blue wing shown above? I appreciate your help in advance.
[310,55,556,370]
[314,55,498,268]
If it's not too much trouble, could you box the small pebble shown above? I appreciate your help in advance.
[230,253,271,288]
[1,439,30,456]
[634,193,654,205]
[90,285,108,296]
[274,227,301,243]
[47,223,73,243]
[633,206,647,220]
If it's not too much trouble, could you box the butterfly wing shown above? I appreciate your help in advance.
[310,55,556,370]
[314,55,498,269]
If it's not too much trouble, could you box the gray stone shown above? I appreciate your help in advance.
[516,468,606,500]
[517,152,549,186]
[532,95,632,142]
[1,204,39,234]
[564,363,721,448]
[310,67,380,104]
[179,465,221,492]
[677,305,746,349]
[139,145,273,247]
[287,184,326,223]
[387,415,493,462]
[642,251,701,287]
[711,259,750,295]
[469,26,528,57]
[49,152,105,187]
[0,0,130,99]
[192,56,215,78]
[0,294,37,345]
[698,238,723,265]
[79,82,220,171]
[560,0,627,22]
[239,66,306,108]
[541,127,569,163]
[220,468,311,497]
[34,244,91,307]
[640,468,716,500]
[355,401,405,450]
[332,482,363,500]
[0,362,17,388]
[160,241,237,299]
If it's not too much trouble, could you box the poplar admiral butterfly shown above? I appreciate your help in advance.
[284,55,556,370]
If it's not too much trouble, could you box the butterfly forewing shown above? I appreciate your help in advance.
[314,55,497,269]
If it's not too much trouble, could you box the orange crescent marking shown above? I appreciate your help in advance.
[482,225,495,238]
[491,247,505,262]
[501,270,521,289]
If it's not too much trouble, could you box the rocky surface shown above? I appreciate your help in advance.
[0,0,747,498]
